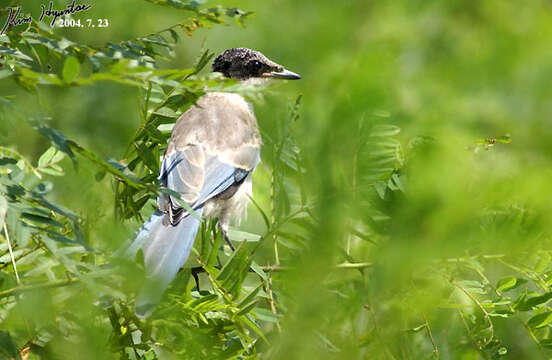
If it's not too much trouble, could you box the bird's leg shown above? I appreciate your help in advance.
[191,267,201,290]
[219,223,235,251]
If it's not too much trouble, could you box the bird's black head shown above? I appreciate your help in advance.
[212,48,301,81]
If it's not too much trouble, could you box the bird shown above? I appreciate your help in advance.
[123,48,301,317]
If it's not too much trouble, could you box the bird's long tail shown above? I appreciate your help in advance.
[123,209,202,318]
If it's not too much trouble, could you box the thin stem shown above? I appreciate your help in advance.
[270,171,279,265]
[3,223,20,284]
[457,309,483,354]
[333,262,372,269]
[261,262,372,271]
[453,281,494,347]
[266,276,281,332]
[519,317,547,358]
[188,262,371,275]
[0,279,78,299]
[347,119,361,256]
[0,246,40,270]
[421,311,439,359]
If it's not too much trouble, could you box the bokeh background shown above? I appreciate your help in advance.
[2,0,552,358]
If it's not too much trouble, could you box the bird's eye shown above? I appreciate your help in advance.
[248,60,262,71]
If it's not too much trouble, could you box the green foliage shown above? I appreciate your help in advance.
[1,0,552,359]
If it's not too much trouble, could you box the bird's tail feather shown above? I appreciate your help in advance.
[123,210,202,318]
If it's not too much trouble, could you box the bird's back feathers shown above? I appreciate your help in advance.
[166,92,261,168]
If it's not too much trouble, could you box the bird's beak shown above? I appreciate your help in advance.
[264,68,301,80]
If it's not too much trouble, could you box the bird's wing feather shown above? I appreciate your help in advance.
[158,145,250,224]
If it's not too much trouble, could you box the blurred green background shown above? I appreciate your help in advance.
[2,0,552,358]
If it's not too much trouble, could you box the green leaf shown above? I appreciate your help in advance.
[143,0,205,10]
[39,166,64,176]
[236,299,258,316]
[34,181,54,194]
[21,212,63,227]
[62,57,80,83]
[254,308,280,323]
[540,338,552,349]
[407,324,427,333]
[457,280,484,288]
[157,124,174,133]
[168,29,179,43]
[19,68,63,86]
[496,277,515,292]
[250,261,268,281]
[534,252,551,272]
[0,331,19,359]
[374,181,386,199]
[238,283,263,309]
[497,134,512,144]
[0,195,6,230]
[162,93,194,111]
[38,146,65,168]
[135,142,158,172]
[370,124,400,137]
[227,228,261,242]
[216,240,248,281]
[216,241,251,298]
[516,293,552,311]
[248,195,270,229]
[189,294,219,311]
[391,173,406,193]
[193,49,215,74]
[527,311,552,329]
[206,226,221,268]
[0,70,14,80]
[241,315,269,345]
[30,120,74,159]
[496,277,526,292]
[153,107,179,118]
[489,309,514,318]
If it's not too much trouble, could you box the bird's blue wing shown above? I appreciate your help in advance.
[158,146,249,224]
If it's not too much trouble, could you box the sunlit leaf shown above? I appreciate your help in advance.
[496,277,526,293]
[527,311,552,329]
[62,57,80,83]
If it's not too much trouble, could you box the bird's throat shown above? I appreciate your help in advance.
[239,77,271,87]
